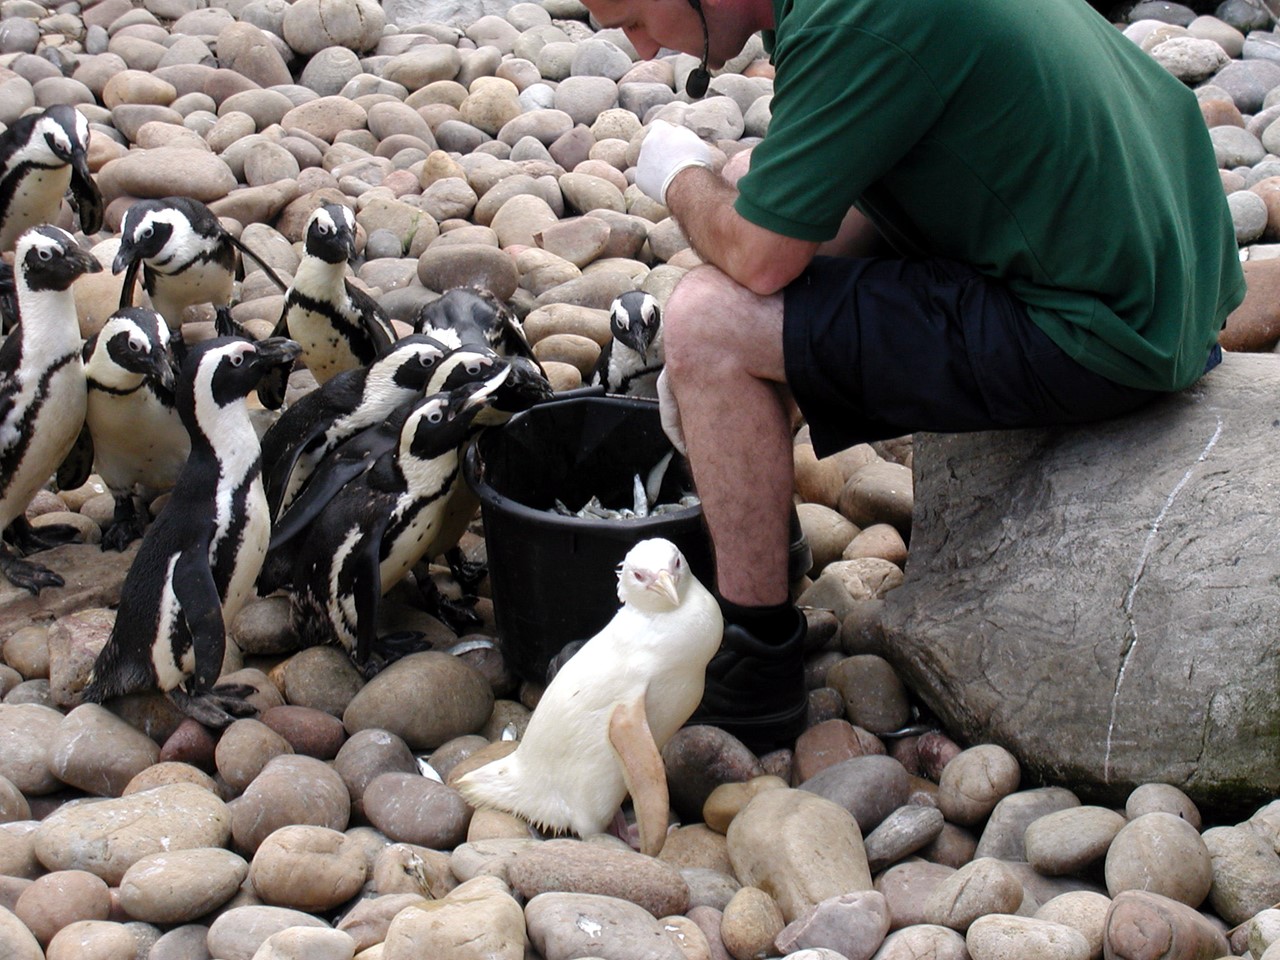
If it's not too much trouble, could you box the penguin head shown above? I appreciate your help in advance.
[411,285,510,349]
[304,203,358,265]
[616,538,689,612]
[403,366,511,460]
[428,346,506,395]
[368,334,451,395]
[475,354,554,423]
[179,336,303,424]
[15,224,103,294]
[88,307,176,392]
[113,200,181,273]
[610,291,663,357]
[34,104,90,166]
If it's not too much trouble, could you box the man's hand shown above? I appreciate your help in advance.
[636,120,713,206]
[656,368,687,457]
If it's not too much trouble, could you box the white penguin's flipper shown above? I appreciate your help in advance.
[608,695,669,857]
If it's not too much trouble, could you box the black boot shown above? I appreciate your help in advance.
[690,605,808,754]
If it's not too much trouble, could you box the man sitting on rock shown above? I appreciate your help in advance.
[581,0,1251,751]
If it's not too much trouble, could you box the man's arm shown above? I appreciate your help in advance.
[664,165,819,297]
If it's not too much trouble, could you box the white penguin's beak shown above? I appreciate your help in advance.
[648,568,680,606]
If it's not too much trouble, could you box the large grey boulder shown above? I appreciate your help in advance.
[880,353,1279,811]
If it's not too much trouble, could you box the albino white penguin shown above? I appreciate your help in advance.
[456,538,723,856]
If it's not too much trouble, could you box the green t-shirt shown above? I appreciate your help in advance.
[736,0,1246,392]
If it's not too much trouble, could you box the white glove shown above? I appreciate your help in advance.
[636,120,713,206]
[656,367,688,457]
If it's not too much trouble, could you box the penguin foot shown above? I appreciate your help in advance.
[445,548,488,594]
[100,517,147,552]
[6,516,80,553]
[415,571,482,634]
[0,551,64,595]
[169,685,258,729]
[358,631,430,678]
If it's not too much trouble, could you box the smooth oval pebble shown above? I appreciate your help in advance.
[966,914,1091,960]
[1104,812,1213,907]
[117,847,248,924]
[33,783,231,884]
[249,825,367,912]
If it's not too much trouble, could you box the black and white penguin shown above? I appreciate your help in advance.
[589,291,664,399]
[0,225,103,593]
[270,202,395,386]
[285,369,507,672]
[81,335,302,727]
[82,306,187,551]
[411,284,540,366]
[260,334,451,524]
[113,196,285,335]
[0,104,103,253]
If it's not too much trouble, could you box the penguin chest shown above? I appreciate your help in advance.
[147,262,234,327]
[212,476,270,625]
[0,359,87,526]
[0,166,72,251]
[378,458,459,589]
[86,390,188,494]
[288,302,365,386]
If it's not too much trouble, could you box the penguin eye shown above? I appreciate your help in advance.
[318,221,331,235]
[427,409,444,423]
[465,361,481,375]
[140,225,152,239]
[229,353,244,367]
[129,338,145,352]
[37,247,52,261]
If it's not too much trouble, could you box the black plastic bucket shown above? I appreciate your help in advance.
[463,394,716,684]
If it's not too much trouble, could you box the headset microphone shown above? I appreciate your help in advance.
[685,0,712,98]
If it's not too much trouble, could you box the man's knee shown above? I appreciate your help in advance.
[664,265,740,363]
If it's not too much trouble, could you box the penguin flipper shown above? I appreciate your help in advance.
[608,696,669,858]
[350,282,395,360]
[351,521,388,670]
[227,232,290,294]
[55,422,94,493]
[263,416,331,521]
[268,425,396,551]
[173,545,227,696]
[70,165,105,236]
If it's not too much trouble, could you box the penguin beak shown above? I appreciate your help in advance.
[148,345,176,392]
[649,569,680,606]
[464,363,512,410]
[67,244,103,277]
[342,225,358,262]
[112,241,135,275]
[69,149,104,236]
[253,337,303,368]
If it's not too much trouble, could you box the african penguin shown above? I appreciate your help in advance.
[285,367,508,673]
[0,104,103,254]
[113,196,287,337]
[82,306,187,551]
[411,284,540,367]
[271,202,395,386]
[590,291,665,399]
[260,333,451,524]
[81,335,303,728]
[0,225,103,593]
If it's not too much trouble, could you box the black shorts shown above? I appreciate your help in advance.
[782,256,1183,458]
